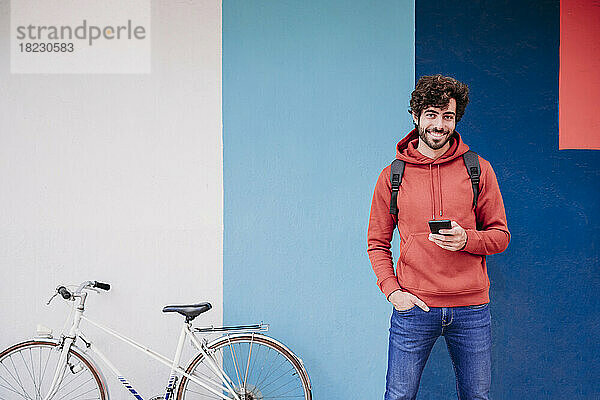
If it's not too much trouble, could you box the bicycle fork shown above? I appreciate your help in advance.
[42,336,74,400]
[44,295,88,400]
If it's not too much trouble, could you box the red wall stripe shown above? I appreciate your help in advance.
[559,0,600,150]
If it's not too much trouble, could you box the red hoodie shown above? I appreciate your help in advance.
[367,129,510,307]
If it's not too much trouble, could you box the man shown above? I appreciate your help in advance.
[367,75,510,400]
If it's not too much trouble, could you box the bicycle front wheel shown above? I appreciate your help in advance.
[0,340,108,400]
[177,334,311,400]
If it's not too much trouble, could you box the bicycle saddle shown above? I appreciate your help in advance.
[162,302,212,322]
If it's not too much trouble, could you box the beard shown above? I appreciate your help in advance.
[417,124,453,150]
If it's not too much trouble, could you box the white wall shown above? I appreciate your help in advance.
[0,1,222,398]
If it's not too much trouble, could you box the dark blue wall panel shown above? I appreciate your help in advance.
[415,1,600,398]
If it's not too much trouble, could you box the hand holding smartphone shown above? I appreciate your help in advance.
[428,219,452,235]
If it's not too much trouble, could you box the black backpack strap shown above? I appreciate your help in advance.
[389,159,405,217]
[462,150,481,208]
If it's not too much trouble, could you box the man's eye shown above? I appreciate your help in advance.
[444,116,454,120]
[425,114,436,118]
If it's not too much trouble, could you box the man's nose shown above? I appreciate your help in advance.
[432,116,443,129]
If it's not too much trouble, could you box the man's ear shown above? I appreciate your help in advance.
[412,112,419,127]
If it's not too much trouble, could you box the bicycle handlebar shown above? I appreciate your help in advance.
[48,280,111,305]
[57,286,72,300]
[56,280,111,299]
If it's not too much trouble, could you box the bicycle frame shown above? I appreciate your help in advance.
[44,292,245,400]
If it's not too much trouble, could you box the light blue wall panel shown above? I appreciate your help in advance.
[223,1,415,397]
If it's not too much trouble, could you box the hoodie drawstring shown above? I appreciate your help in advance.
[438,164,443,217]
[429,165,435,221]
[429,164,444,219]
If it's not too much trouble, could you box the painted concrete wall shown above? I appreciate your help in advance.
[0,1,222,399]
[224,0,599,399]
[2,1,597,399]
[223,1,415,398]
[415,1,599,398]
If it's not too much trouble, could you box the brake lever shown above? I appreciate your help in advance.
[46,292,59,306]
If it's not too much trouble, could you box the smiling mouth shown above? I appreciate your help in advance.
[428,130,448,139]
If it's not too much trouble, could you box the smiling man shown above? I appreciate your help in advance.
[367,75,510,400]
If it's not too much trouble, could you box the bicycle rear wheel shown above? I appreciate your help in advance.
[177,334,311,400]
[0,340,108,400]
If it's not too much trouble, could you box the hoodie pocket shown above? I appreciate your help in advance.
[398,233,487,294]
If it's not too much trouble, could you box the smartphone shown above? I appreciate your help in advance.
[428,219,452,235]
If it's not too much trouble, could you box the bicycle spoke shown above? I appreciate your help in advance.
[40,348,52,396]
[189,352,239,398]
[54,370,93,399]
[247,337,260,386]
[7,356,32,400]
[242,336,253,389]
[189,370,228,393]
[190,375,232,397]
[0,364,29,399]
[0,375,23,397]
[0,381,34,400]
[260,365,296,389]
[260,367,300,398]
[18,350,39,399]
[252,348,305,399]
[206,346,235,389]
[57,379,100,400]
[227,338,242,390]
[253,348,287,389]
[249,345,269,391]
[0,344,104,400]
[179,336,309,400]
[261,347,287,386]
[179,387,223,398]
[184,351,229,398]
[57,380,99,400]
[37,347,42,396]
[259,368,300,398]
[28,349,34,390]
[27,347,42,400]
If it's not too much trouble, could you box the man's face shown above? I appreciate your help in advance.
[412,98,457,151]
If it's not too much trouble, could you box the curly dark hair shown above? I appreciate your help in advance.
[409,74,470,122]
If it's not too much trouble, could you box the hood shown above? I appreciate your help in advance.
[395,128,470,164]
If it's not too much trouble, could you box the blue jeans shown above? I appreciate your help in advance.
[384,304,491,400]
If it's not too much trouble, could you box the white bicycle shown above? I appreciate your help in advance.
[0,280,312,400]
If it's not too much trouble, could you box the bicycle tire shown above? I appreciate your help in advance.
[177,334,311,400]
[0,340,108,400]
